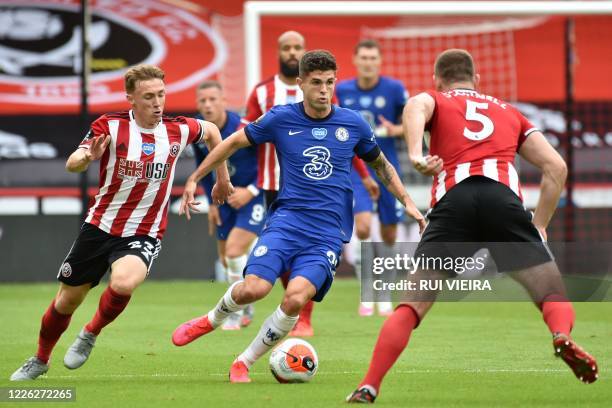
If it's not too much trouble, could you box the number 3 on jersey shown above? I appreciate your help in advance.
[463,100,494,141]
[303,146,333,180]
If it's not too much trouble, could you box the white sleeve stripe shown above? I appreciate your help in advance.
[524,127,539,137]
[195,119,207,144]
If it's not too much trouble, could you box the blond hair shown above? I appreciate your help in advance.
[124,64,165,94]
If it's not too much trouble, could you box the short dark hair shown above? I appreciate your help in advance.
[354,39,381,55]
[434,49,475,84]
[299,50,337,77]
[197,80,222,92]
[124,64,164,94]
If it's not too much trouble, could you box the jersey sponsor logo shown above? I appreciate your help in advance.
[302,146,333,180]
[335,127,349,142]
[118,158,170,182]
[374,96,386,108]
[253,245,268,257]
[0,1,225,111]
[169,142,180,157]
[311,128,327,140]
[60,262,72,278]
[359,95,372,108]
[288,129,303,136]
[142,142,155,155]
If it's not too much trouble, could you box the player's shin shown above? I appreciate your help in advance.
[207,281,247,327]
[37,300,73,364]
[540,294,575,336]
[236,306,298,368]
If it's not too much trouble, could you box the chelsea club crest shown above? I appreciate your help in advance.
[335,127,349,142]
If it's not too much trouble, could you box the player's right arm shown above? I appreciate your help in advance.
[402,92,443,176]
[180,130,251,220]
[66,119,110,173]
[366,151,426,233]
[518,131,568,240]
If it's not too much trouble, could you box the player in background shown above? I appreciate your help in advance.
[336,40,408,317]
[172,50,427,383]
[245,30,378,336]
[346,49,598,403]
[193,81,264,330]
[10,65,232,381]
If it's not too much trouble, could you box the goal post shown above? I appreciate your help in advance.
[244,1,612,93]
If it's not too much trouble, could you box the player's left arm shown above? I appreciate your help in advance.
[180,129,250,220]
[366,151,426,232]
[200,121,231,199]
[518,131,567,240]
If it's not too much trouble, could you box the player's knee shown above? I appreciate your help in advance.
[54,293,83,314]
[110,279,137,295]
[381,227,397,246]
[235,280,269,304]
[225,244,245,259]
[110,272,143,295]
[281,291,310,316]
[356,223,370,240]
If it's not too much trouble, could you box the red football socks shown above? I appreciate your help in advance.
[36,300,72,364]
[360,304,420,393]
[541,294,575,336]
[299,300,314,325]
[85,286,131,335]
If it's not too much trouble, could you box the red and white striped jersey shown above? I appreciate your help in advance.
[425,89,538,208]
[80,110,204,239]
[244,75,303,191]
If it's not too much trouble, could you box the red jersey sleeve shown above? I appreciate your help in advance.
[352,156,369,178]
[244,87,263,122]
[516,110,539,150]
[79,115,109,149]
[175,116,205,144]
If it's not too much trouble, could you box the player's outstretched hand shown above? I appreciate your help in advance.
[411,154,443,176]
[208,205,221,236]
[85,134,111,161]
[405,206,427,235]
[211,180,234,205]
[362,176,380,201]
[227,187,253,210]
[179,178,200,221]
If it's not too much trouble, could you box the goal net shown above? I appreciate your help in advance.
[241,1,612,247]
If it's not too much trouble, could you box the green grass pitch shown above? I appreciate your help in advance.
[1,280,610,407]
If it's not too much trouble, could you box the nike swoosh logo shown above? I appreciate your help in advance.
[288,130,303,135]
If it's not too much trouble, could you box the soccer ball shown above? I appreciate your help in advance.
[269,338,318,383]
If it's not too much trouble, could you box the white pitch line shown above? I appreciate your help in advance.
[49,368,587,380]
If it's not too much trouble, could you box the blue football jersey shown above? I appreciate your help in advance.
[244,102,380,242]
[336,76,407,166]
[194,111,257,201]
